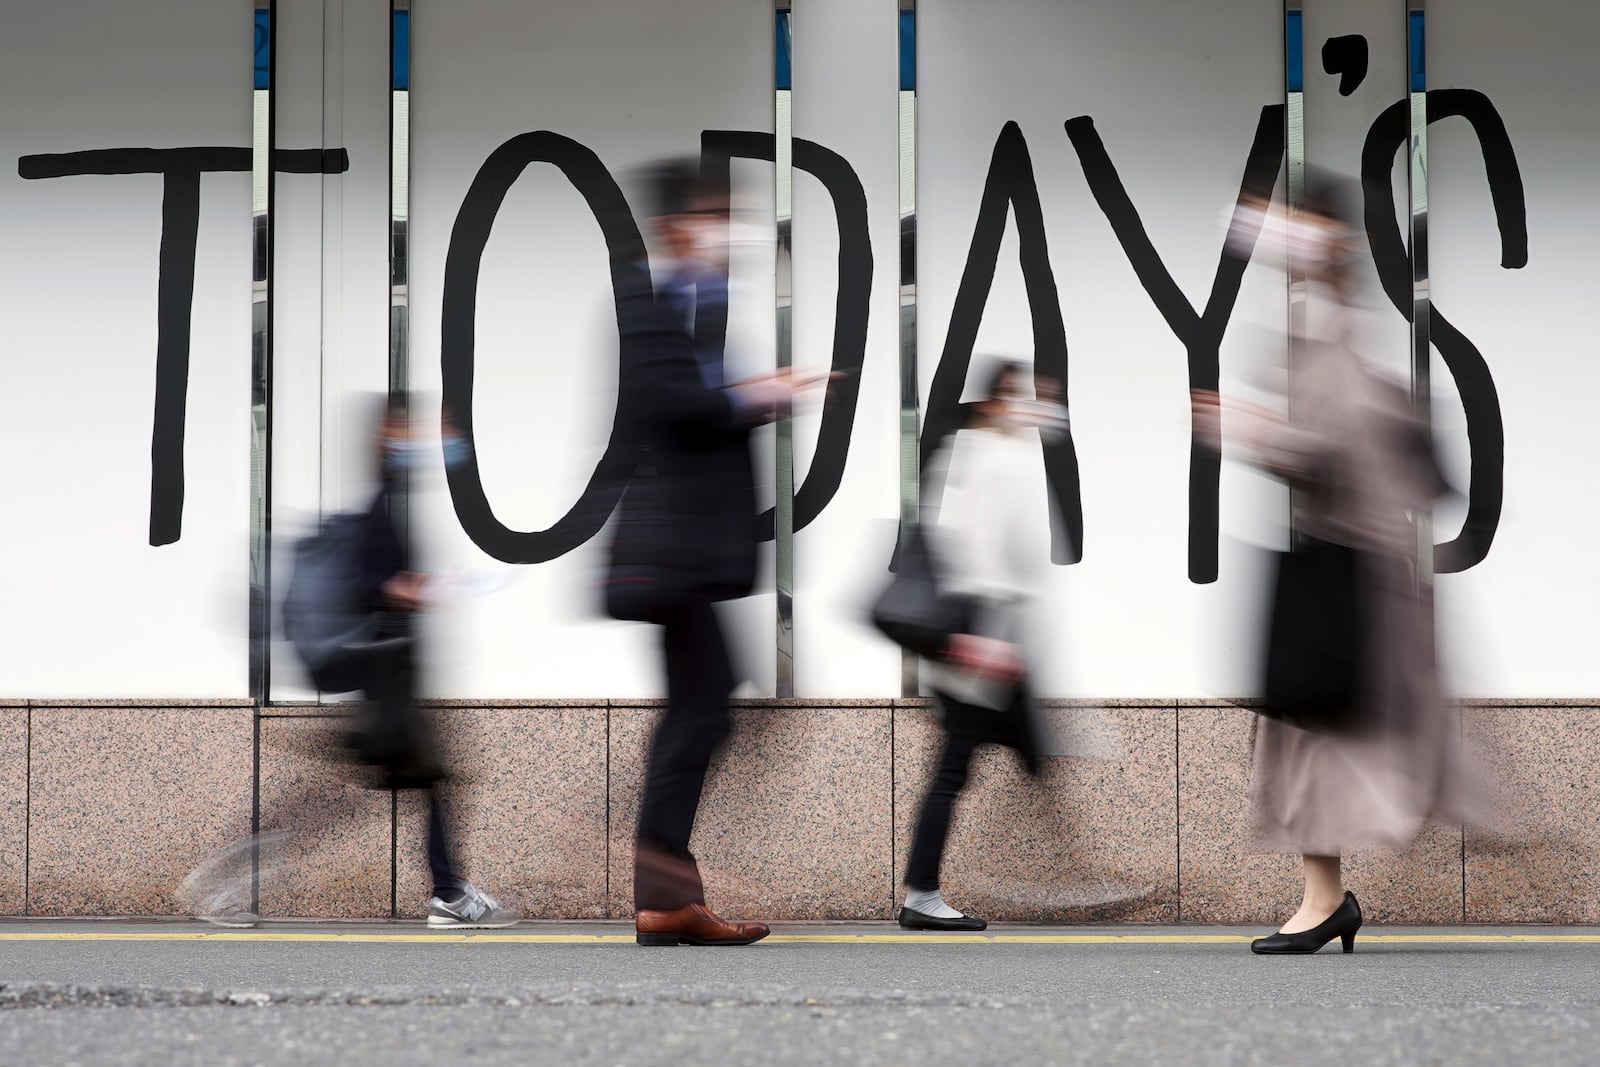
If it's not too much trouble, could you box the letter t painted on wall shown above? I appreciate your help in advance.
[18,146,348,546]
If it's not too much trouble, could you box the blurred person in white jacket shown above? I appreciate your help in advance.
[899,358,1068,931]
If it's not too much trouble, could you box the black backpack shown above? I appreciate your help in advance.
[281,513,402,692]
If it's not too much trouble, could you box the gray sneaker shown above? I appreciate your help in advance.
[427,885,521,929]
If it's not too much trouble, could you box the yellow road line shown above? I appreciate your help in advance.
[0,931,1598,944]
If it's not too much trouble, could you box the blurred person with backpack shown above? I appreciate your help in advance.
[179,395,518,929]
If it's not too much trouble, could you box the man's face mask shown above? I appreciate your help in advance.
[681,211,768,274]
[385,434,471,471]
[683,218,729,272]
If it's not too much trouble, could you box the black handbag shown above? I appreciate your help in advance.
[870,522,970,659]
[1260,536,1368,733]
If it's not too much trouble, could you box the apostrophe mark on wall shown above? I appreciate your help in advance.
[1322,35,1370,97]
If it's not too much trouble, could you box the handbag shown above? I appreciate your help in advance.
[870,522,970,659]
[1260,536,1368,733]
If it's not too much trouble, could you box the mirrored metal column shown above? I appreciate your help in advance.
[1284,1,1306,346]
[1407,0,1433,589]
[390,0,410,399]
[248,0,275,911]
[897,0,918,696]
[1283,1,1310,549]
[390,0,411,547]
[774,3,795,697]
[250,0,274,706]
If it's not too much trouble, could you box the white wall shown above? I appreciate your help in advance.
[919,0,1286,697]
[0,1,1589,698]
[407,0,772,698]
[0,1,252,697]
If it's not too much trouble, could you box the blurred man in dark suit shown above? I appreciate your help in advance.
[608,158,822,946]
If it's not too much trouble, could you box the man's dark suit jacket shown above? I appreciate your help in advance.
[608,263,758,605]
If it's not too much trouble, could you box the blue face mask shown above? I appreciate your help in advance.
[384,438,427,471]
[441,435,471,470]
[385,436,472,471]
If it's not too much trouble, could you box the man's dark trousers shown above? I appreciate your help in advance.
[633,600,736,911]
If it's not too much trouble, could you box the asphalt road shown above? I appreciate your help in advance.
[3,921,1598,1066]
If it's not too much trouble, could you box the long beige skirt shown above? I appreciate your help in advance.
[1248,556,1486,856]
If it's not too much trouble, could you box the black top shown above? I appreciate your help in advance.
[360,482,409,634]
[611,262,758,601]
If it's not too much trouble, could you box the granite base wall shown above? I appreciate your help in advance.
[1,699,1594,922]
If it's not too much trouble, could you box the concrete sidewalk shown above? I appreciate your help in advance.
[3,920,1599,1065]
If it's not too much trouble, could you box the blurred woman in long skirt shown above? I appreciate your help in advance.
[1193,175,1481,954]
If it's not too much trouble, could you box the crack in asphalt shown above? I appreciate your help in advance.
[0,982,1040,1012]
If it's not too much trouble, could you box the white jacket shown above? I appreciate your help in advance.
[920,427,1050,709]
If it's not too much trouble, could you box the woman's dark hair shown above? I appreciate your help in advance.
[980,357,1026,402]
[1302,168,1361,232]
[964,357,1027,428]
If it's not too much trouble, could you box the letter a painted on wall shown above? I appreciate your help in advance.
[921,121,1083,565]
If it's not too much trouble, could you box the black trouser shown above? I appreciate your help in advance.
[634,601,736,911]
[904,688,1040,892]
[314,640,462,899]
[425,789,468,899]
[359,642,461,898]
[262,777,464,901]
[350,638,443,789]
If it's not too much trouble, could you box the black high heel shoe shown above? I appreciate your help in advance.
[1250,891,1362,955]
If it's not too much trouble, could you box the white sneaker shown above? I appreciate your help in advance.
[177,832,291,929]
[427,885,521,929]
[197,907,259,929]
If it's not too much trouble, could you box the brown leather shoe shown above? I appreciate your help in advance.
[635,903,771,946]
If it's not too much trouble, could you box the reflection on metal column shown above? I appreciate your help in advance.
[249,0,273,708]
[1284,1,1306,345]
[1284,1,1306,544]
[391,1,411,551]
[391,1,410,399]
[248,0,275,918]
[897,0,918,697]
[1407,0,1433,590]
[775,4,795,697]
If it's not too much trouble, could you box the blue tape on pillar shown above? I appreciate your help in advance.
[393,10,409,91]
[776,9,791,91]
[899,10,915,91]
[253,9,270,90]
[1408,11,1426,92]
[1285,10,1303,92]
